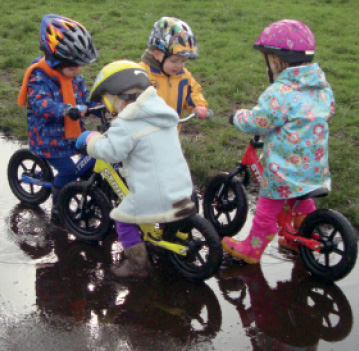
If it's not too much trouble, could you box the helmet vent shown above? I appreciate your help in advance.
[53,22,62,29]
[64,32,75,42]
[78,35,86,47]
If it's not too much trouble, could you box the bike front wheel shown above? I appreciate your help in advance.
[299,209,358,281]
[7,149,53,205]
[163,214,223,281]
[203,173,248,238]
[59,181,112,241]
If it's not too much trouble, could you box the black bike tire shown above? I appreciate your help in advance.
[59,181,112,241]
[203,173,248,237]
[299,209,358,281]
[7,149,53,205]
[163,214,223,281]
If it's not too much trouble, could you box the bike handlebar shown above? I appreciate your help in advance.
[179,109,214,123]
[251,135,264,149]
[86,105,107,115]
[86,106,214,130]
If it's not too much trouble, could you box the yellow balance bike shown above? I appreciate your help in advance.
[58,110,222,281]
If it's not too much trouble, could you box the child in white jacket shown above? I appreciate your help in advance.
[76,60,196,279]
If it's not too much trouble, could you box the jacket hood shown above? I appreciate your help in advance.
[141,48,162,71]
[276,63,329,90]
[116,86,179,128]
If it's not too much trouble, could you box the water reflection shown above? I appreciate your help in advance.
[218,259,353,350]
[2,135,357,351]
[6,202,222,349]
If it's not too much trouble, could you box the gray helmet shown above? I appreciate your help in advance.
[40,14,99,66]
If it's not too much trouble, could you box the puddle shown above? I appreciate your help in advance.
[0,135,358,351]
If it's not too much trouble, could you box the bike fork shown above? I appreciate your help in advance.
[76,174,98,217]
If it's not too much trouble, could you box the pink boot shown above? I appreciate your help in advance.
[222,233,275,264]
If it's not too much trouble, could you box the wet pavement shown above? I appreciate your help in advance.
[0,135,358,351]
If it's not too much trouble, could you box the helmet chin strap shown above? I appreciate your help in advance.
[159,53,171,77]
[264,54,274,84]
[102,95,119,117]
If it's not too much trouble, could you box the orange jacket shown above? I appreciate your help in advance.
[139,62,208,119]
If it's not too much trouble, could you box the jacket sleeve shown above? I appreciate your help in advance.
[233,84,286,135]
[27,70,68,123]
[184,70,208,113]
[87,123,134,164]
[77,77,100,109]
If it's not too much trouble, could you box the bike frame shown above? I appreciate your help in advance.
[21,154,96,189]
[236,135,322,252]
[92,158,189,256]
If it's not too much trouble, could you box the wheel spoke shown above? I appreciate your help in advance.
[30,162,37,174]
[194,252,205,265]
[332,247,344,256]
[328,228,338,241]
[214,209,223,219]
[323,315,333,329]
[317,227,326,238]
[19,161,28,172]
[324,252,330,267]
[29,183,35,195]
[225,211,231,223]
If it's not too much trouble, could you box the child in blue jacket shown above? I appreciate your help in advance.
[76,60,197,279]
[18,14,99,221]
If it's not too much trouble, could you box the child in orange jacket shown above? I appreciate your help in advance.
[140,16,208,129]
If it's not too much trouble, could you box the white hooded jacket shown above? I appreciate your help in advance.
[87,86,195,224]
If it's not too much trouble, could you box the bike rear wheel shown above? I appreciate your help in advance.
[7,149,53,205]
[163,214,223,281]
[59,181,112,241]
[299,209,358,281]
[203,173,248,237]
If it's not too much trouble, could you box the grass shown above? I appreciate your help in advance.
[1,0,359,227]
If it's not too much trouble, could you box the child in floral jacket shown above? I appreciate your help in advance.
[223,19,335,263]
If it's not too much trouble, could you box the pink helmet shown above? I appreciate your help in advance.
[254,19,315,64]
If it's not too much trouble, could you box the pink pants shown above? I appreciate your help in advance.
[250,196,316,237]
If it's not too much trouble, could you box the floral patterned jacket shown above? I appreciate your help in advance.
[233,63,335,200]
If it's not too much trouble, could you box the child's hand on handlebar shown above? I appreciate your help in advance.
[64,105,87,120]
[75,131,100,150]
[194,106,209,119]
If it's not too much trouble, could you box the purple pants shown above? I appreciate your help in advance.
[250,196,316,237]
[115,221,142,249]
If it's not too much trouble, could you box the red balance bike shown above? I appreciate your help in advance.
[203,135,357,281]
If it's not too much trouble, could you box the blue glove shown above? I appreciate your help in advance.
[75,131,93,150]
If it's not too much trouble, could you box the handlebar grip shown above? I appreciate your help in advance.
[85,105,106,116]
[193,109,214,119]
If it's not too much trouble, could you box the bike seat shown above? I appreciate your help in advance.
[296,187,329,200]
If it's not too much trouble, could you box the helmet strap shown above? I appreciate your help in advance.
[102,95,118,117]
[159,53,171,77]
[265,54,274,84]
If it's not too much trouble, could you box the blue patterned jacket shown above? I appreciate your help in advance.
[26,56,98,158]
